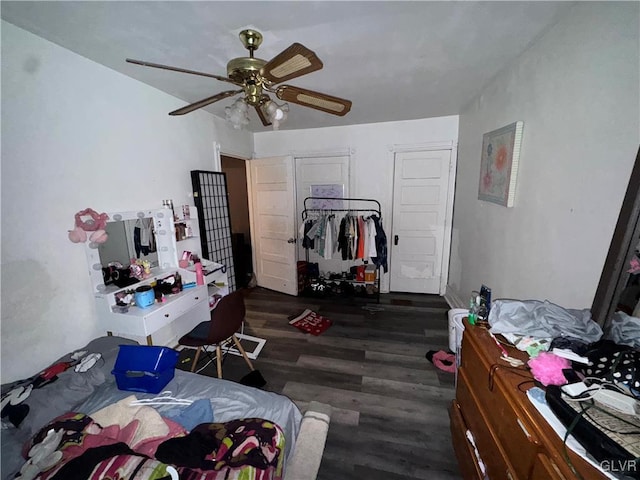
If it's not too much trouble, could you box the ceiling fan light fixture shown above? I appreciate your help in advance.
[225,98,250,129]
[265,100,289,130]
[128,30,351,125]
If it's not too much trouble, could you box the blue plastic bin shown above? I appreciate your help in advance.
[111,345,179,394]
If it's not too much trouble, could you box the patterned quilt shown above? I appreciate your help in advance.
[19,412,285,480]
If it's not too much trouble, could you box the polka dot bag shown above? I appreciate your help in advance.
[579,340,640,391]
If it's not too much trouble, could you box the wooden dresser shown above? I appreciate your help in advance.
[449,319,608,479]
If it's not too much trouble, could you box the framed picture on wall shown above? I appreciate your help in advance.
[478,121,524,207]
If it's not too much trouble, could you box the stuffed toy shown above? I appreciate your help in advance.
[68,208,109,245]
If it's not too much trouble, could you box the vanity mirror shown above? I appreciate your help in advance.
[85,208,179,294]
[99,217,157,267]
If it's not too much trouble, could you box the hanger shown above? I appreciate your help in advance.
[129,391,193,406]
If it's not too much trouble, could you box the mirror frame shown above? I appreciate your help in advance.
[84,208,178,294]
[591,147,640,327]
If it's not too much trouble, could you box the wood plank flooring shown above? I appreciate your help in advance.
[177,287,462,480]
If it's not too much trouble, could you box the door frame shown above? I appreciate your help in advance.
[223,144,355,295]
[387,141,458,294]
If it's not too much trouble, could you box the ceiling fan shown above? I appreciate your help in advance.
[126,29,352,127]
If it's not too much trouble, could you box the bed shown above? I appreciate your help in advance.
[1,336,330,480]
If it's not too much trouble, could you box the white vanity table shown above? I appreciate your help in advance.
[85,207,228,346]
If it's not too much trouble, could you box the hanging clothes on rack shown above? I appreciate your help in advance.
[366,216,378,259]
[356,216,366,260]
[337,214,350,260]
[323,214,338,260]
[316,213,326,258]
[301,213,340,260]
[301,197,385,303]
[370,214,388,273]
[300,219,316,249]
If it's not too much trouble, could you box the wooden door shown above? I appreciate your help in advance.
[248,156,298,295]
[390,149,452,294]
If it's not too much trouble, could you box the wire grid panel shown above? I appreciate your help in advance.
[191,170,236,292]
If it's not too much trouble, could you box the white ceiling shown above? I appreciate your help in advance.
[1,1,573,132]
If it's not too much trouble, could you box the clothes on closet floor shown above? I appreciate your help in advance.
[300,213,388,271]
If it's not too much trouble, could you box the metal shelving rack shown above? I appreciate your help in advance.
[301,196,383,303]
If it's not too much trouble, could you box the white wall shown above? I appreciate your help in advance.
[449,2,640,309]
[253,116,459,292]
[1,21,253,383]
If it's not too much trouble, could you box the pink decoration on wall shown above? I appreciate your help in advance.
[68,208,109,245]
[74,208,109,231]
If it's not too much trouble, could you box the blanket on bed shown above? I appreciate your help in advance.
[1,336,302,480]
[20,411,285,480]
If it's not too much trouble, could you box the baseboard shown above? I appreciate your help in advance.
[444,287,465,309]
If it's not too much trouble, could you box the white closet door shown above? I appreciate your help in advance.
[295,155,350,273]
[390,149,452,294]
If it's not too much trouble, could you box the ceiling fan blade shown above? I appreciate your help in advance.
[254,105,272,126]
[169,90,243,116]
[276,85,352,116]
[261,43,323,84]
[126,58,240,85]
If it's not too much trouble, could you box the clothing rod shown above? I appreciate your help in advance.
[303,208,380,213]
[302,196,381,220]
[303,196,381,211]
[301,208,381,220]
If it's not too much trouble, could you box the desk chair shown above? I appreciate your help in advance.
[178,290,254,378]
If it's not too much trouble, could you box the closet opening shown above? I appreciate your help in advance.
[221,155,253,289]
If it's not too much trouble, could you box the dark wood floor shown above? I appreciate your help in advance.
[178,287,462,480]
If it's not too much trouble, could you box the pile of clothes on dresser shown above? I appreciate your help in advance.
[489,299,640,479]
[488,299,639,394]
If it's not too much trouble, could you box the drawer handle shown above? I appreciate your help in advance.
[517,418,531,439]
[164,313,170,318]
[194,296,199,300]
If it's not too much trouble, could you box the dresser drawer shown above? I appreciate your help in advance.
[456,323,609,480]
[449,400,486,480]
[531,454,568,480]
[490,373,542,478]
[457,369,519,479]
[140,286,208,334]
[459,327,540,479]
[156,287,207,320]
